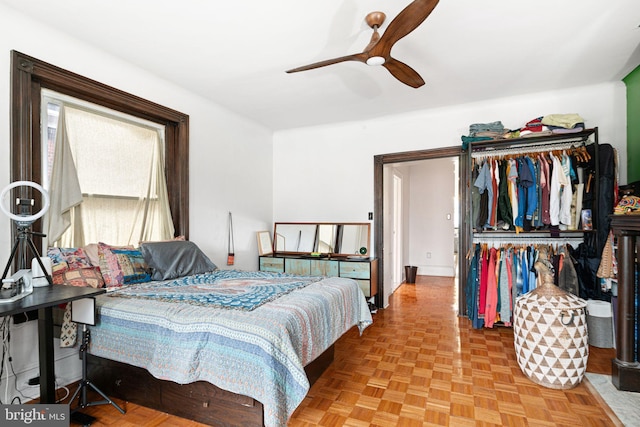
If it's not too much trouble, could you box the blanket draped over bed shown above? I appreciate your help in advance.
[110,269,322,311]
[88,270,373,427]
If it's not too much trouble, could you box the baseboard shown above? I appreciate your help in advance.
[419,266,455,277]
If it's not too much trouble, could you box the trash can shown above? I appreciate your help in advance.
[405,266,418,284]
[586,299,614,348]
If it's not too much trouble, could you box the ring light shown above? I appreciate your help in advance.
[1,180,54,295]
[0,181,50,224]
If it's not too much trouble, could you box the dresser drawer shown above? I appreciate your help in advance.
[259,257,284,273]
[339,261,371,279]
[353,279,371,297]
[285,259,311,275]
[310,260,339,277]
[258,256,377,298]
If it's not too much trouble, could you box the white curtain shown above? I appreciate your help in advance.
[43,106,84,248]
[48,102,174,247]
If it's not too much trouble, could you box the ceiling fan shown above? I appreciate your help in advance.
[286,0,440,88]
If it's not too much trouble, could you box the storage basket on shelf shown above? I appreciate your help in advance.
[513,256,589,390]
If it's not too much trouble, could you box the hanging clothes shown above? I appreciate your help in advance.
[497,160,513,229]
[523,157,538,231]
[539,154,551,225]
[471,164,481,230]
[471,145,593,232]
[474,162,491,229]
[479,245,489,315]
[557,245,579,296]
[484,248,499,328]
[490,160,500,227]
[466,245,482,328]
[466,242,579,329]
[498,248,512,326]
[559,152,574,225]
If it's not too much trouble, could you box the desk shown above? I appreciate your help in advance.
[0,285,106,403]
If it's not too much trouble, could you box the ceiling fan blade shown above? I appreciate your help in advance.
[370,0,439,57]
[382,57,425,88]
[286,53,367,73]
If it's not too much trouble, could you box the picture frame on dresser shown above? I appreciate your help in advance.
[256,231,273,255]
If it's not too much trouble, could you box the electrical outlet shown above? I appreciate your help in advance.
[426,252,431,259]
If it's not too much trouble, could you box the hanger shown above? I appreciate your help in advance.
[580,146,591,161]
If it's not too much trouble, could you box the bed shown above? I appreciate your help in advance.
[61,241,373,427]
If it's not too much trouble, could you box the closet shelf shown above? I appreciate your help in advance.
[470,128,596,153]
[472,230,589,237]
[472,231,588,246]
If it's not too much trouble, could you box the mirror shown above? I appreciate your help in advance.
[273,222,370,257]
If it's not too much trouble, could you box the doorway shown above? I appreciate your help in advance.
[373,146,466,311]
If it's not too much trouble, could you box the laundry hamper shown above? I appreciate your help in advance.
[513,259,589,389]
[586,299,614,348]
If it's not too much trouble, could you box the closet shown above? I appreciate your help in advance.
[465,128,600,328]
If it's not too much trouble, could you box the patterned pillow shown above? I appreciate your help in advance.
[98,243,132,286]
[51,260,70,275]
[98,243,151,286]
[112,248,152,284]
[47,247,92,271]
[82,243,100,266]
[53,266,104,288]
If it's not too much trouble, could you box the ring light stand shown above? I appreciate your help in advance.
[1,181,53,290]
[69,298,125,424]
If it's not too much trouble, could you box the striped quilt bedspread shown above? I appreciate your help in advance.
[88,270,373,427]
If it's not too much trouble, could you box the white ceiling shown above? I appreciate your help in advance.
[3,0,640,131]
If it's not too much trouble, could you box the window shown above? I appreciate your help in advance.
[43,90,174,246]
[10,50,188,255]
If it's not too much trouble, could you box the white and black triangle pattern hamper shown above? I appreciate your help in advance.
[513,260,588,390]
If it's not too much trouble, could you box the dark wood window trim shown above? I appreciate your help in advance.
[373,146,465,310]
[10,50,189,247]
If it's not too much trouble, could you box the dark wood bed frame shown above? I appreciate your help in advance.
[86,344,335,426]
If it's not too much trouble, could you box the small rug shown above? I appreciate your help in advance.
[585,373,640,427]
[110,270,321,311]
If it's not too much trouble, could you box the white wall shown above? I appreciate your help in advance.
[0,4,273,402]
[274,83,628,223]
[408,158,456,277]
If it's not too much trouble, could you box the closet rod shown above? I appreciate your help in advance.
[472,236,584,246]
[471,140,587,159]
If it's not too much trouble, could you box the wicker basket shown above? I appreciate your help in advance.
[513,259,588,389]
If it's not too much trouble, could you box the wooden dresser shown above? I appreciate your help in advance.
[259,255,378,298]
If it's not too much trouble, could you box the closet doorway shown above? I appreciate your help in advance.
[373,146,466,311]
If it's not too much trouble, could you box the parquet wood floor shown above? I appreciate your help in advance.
[63,275,620,426]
